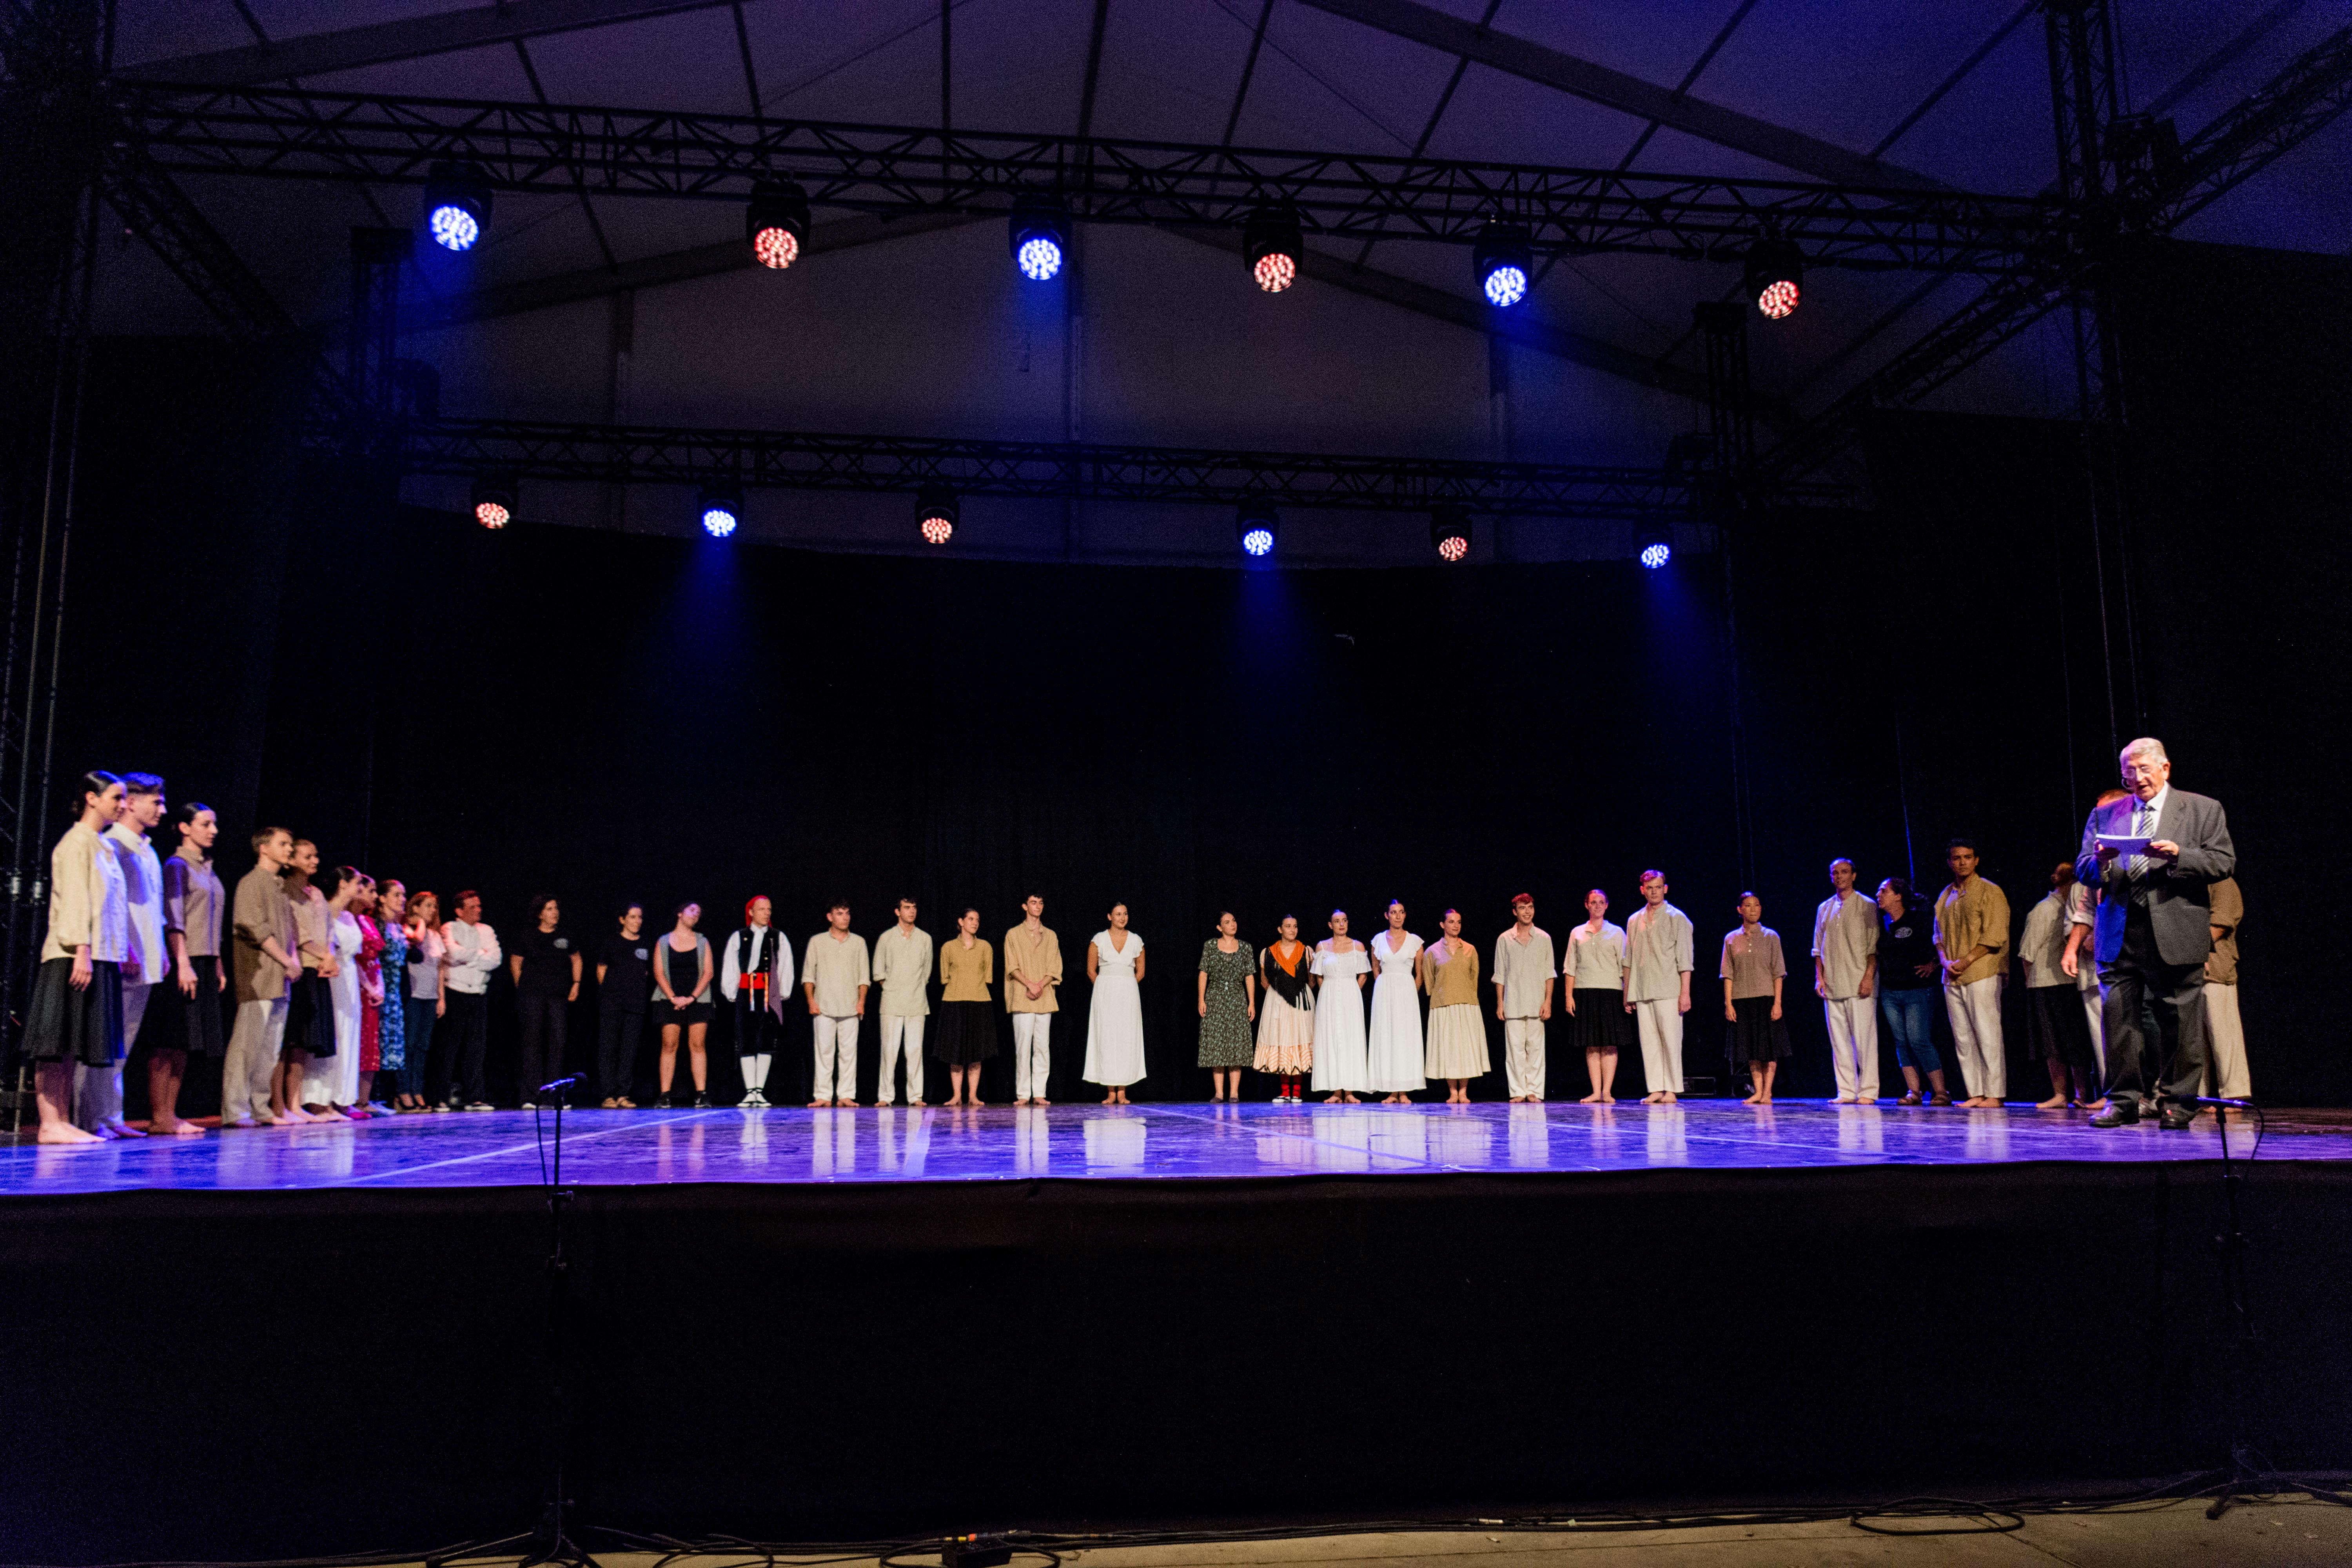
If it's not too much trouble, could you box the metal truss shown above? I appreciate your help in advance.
[367,416,1858,523]
[112,82,2062,274]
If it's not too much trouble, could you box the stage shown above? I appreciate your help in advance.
[6,1101,2350,1563]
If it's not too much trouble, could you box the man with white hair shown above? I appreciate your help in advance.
[2078,738,2235,1129]
[1811,858,1879,1103]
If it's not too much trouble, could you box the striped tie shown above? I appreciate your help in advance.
[2128,799,2153,879]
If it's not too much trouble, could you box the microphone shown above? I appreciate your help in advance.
[538,1073,586,1094]
[2188,1096,2252,1108]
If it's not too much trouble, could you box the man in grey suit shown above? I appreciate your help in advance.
[2079,737,2235,1129]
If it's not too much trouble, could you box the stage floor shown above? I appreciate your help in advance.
[5,1098,2343,1194]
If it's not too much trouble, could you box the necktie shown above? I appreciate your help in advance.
[2129,800,2153,880]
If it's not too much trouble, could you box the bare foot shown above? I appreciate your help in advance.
[154,1118,205,1136]
[808,1099,831,1108]
[38,1123,104,1144]
[1325,1094,1343,1104]
[1660,1092,1678,1103]
[1599,1094,1617,1103]
[109,1120,148,1138]
[2035,1094,2069,1109]
[1034,1098,1051,1107]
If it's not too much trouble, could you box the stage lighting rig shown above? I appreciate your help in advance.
[748,180,811,270]
[918,485,958,544]
[1244,206,1303,294]
[1744,237,1804,320]
[1009,194,1069,281]
[1430,505,1472,563]
[422,161,492,252]
[1236,500,1279,558]
[699,481,742,538]
[1636,524,1672,569]
[470,475,515,530]
[1474,222,1532,309]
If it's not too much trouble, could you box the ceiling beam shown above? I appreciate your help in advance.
[1292,0,1951,191]
[120,0,737,85]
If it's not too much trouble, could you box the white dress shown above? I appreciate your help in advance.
[1082,929,1147,1087]
[1365,930,1426,1093]
[309,910,365,1106]
[1308,941,1372,1093]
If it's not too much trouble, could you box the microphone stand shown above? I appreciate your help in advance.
[2190,1095,2263,1519]
[527,1073,599,1568]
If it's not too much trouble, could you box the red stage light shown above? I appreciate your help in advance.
[1757,278,1799,319]
[1254,251,1296,293]
[753,225,800,270]
[921,515,954,545]
[474,501,509,530]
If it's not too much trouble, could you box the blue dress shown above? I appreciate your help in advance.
[378,920,411,1071]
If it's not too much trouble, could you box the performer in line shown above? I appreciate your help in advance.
[223,826,301,1128]
[1622,871,1693,1104]
[1310,909,1371,1103]
[145,800,226,1134]
[1083,902,1147,1103]
[405,890,448,1114]
[1196,911,1256,1103]
[508,893,580,1109]
[1493,894,1555,1103]
[653,900,715,1107]
[2020,863,2101,1110]
[1874,877,1949,1106]
[1563,888,1628,1103]
[22,772,129,1144]
[593,902,649,1108]
[720,894,793,1108]
[871,897,931,1107]
[1366,900,1425,1103]
[80,773,166,1136]
[2080,737,2234,1129]
[932,907,997,1106]
[1810,858,1880,1104]
[2201,876,2250,1105]
[279,840,339,1122]
[803,900,871,1107]
[1722,892,1790,1105]
[1419,907,1485,1102]
[371,879,412,1118]
[1004,894,1062,1107]
[1254,914,1315,1103]
[439,887,501,1112]
[1935,839,2011,1108]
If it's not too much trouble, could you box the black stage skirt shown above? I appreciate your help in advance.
[137,955,226,1057]
[23,956,124,1067]
[1726,994,1791,1064]
[1568,987,1633,1051]
[657,999,712,1026]
[285,969,336,1057]
[929,999,998,1065]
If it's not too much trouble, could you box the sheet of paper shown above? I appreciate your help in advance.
[2097,833,2153,857]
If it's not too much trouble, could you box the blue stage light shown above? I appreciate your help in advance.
[1237,501,1279,559]
[699,481,742,539]
[1473,222,1533,310]
[1017,234,1063,281]
[421,162,492,253]
[1242,526,1274,556]
[1637,525,1672,569]
[1009,195,1070,283]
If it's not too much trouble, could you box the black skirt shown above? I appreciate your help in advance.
[657,998,712,1026]
[23,956,124,1067]
[286,969,336,1057]
[138,955,226,1057]
[1726,994,1791,1064]
[1568,987,1633,1051]
[929,999,998,1065]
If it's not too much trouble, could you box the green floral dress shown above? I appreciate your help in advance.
[1196,938,1257,1067]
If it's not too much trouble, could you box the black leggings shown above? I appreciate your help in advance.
[435,990,488,1106]
[597,1006,642,1101]
[516,993,570,1104]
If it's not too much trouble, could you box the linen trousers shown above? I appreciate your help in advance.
[2078,965,2106,1073]
[1821,994,1880,1100]
[1943,975,2006,1099]
[811,1014,860,1102]
[76,978,151,1130]
[1011,1013,1053,1101]
[2201,981,2249,1100]
[877,1013,927,1104]
[221,996,287,1123]
[1632,998,1684,1093]
[1501,1017,1546,1099]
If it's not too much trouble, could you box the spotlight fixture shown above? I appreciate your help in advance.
[1743,238,1804,320]
[918,485,958,545]
[699,481,742,539]
[747,179,811,270]
[470,475,515,530]
[1473,221,1533,309]
[422,161,492,252]
[1430,505,1472,563]
[1236,500,1279,559]
[1009,194,1069,282]
[1243,206,1303,294]
[1636,524,1672,570]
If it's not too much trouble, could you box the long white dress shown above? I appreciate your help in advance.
[1365,930,1427,1093]
[1082,929,1147,1087]
[1309,940,1372,1093]
[308,909,365,1107]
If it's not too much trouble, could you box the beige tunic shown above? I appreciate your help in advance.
[1564,920,1626,989]
[1809,891,1878,999]
[1719,926,1786,1000]
[939,937,994,1002]
[230,865,296,1003]
[1003,923,1063,1013]
[1423,936,1481,1007]
[802,929,871,1016]
[1624,902,1695,1002]
[1935,878,2010,985]
[1491,926,1555,1018]
[41,822,129,965]
[871,924,935,1017]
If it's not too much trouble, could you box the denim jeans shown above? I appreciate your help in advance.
[400,997,437,1098]
[1878,986,1942,1073]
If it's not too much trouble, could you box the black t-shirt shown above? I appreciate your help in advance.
[1878,905,1938,991]
[515,926,578,998]
[599,931,652,1011]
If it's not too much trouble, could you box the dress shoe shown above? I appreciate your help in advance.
[2090,1102,2140,1128]
[2158,1106,2198,1131]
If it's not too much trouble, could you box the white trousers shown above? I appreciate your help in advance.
[741,1053,771,1091]
[2201,981,2250,1100]
[1944,976,2006,1099]
[1011,1013,1053,1101]
[76,978,151,1130]
[1822,995,1880,1101]
[2078,967,2106,1073]
[877,1014,927,1103]
[1502,1018,1546,1099]
[811,1015,859,1102]
[1632,999,1684,1093]
[222,996,288,1123]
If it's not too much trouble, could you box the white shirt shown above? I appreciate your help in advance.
[442,918,502,995]
[1563,920,1627,989]
[104,823,168,984]
[720,924,795,1013]
[1809,890,1879,1000]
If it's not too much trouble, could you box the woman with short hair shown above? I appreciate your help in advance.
[653,901,715,1107]
[1875,878,1950,1107]
[511,894,582,1107]
[1721,891,1790,1105]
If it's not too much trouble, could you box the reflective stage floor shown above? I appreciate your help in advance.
[5,1097,2345,1194]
